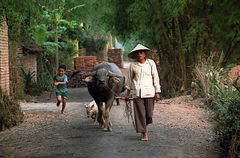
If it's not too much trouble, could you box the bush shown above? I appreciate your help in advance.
[0,89,24,131]
[193,52,225,104]
[209,67,240,157]
[21,69,36,94]
[212,91,240,158]
[21,69,52,96]
[194,53,240,157]
[211,68,240,157]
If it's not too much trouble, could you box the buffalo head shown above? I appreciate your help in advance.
[83,68,122,87]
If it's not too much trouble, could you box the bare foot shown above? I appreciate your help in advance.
[141,132,148,141]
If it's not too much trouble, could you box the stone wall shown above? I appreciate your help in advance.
[0,21,10,95]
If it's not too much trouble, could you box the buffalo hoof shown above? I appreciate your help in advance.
[108,127,112,132]
[99,123,105,129]
[103,127,112,132]
[109,121,113,127]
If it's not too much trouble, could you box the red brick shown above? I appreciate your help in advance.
[73,56,98,71]
[108,49,123,68]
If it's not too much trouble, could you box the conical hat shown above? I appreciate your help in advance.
[128,44,151,59]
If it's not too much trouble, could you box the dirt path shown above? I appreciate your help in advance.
[0,85,220,158]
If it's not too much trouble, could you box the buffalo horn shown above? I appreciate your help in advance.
[91,71,96,76]
[81,71,92,79]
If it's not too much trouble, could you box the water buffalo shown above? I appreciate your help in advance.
[83,62,125,131]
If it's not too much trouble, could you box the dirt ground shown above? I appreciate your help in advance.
[0,67,221,158]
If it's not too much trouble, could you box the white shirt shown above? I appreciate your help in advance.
[126,59,161,98]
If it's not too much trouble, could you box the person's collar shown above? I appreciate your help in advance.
[137,59,149,66]
[137,57,147,64]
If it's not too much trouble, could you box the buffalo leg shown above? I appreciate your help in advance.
[103,108,111,131]
[97,102,105,128]
[116,98,120,106]
[104,98,114,131]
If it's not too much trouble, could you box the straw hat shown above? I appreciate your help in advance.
[128,44,151,59]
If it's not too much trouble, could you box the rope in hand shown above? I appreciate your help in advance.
[115,97,136,130]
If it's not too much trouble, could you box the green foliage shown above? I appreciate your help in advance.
[194,53,240,157]
[193,53,240,156]
[27,81,48,96]
[21,68,52,96]
[193,52,228,102]
[32,24,49,45]
[42,42,61,54]
[212,87,240,157]
[37,55,55,92]
[162,0,187,19]
[21,68,36,94]
[97,0,240,96]
[183,20,205,52]
[37,73,52,91]
[0,89,23,131]
[82,36,107,53]
[60,20,83,40]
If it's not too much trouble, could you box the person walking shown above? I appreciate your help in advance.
[125,44,161,141]
[53,64,68,114]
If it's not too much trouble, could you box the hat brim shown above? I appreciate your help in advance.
[127,49,152,59]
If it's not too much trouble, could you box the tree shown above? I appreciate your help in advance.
[95,0,240,97]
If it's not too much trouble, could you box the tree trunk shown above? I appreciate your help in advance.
[222,33,239,67]
[175,17,187,92]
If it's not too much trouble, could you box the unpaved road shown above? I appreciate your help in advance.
[0,86,220,158]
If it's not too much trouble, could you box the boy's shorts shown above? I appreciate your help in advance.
[56,91,68,100]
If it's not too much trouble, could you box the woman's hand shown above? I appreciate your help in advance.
[54,82,59,86]
[155,93,160,102]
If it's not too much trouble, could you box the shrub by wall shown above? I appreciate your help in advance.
[0,89,23,131]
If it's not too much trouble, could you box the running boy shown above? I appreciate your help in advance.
[53,64,68,114]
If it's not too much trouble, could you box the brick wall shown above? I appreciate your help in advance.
[0,21,10,95]
[108,48,123,68]
[73,56,98,71]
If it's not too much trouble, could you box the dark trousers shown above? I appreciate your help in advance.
[133,98,154,133]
